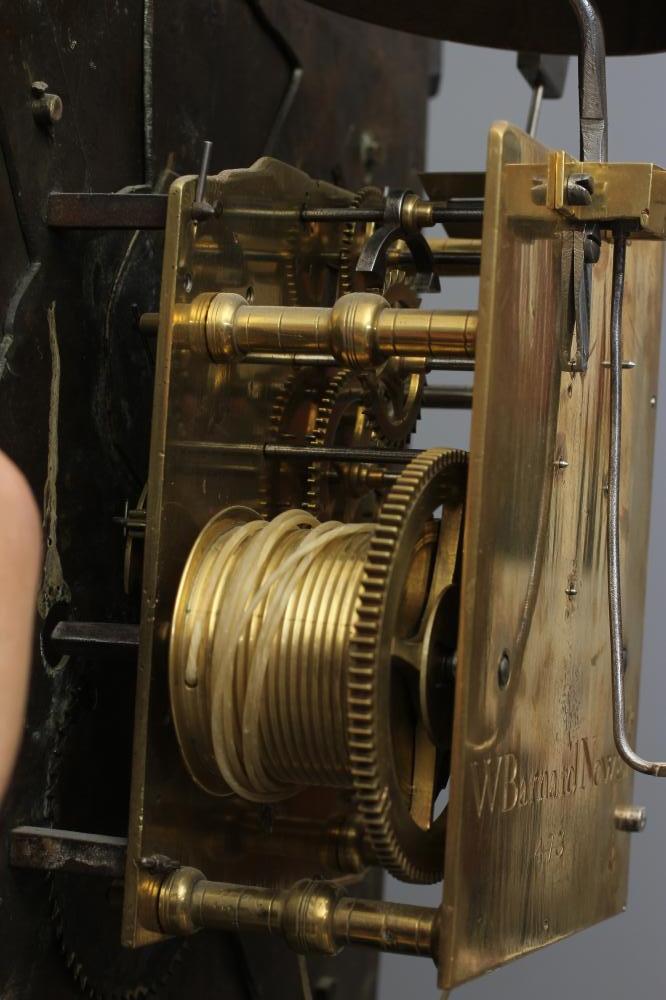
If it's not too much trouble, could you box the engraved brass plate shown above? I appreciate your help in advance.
[440,122,664,988]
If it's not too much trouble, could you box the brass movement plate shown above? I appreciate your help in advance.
[122,159,367,947]
[440,122,664,988]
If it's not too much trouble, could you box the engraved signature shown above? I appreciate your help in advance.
[470,736,624,818]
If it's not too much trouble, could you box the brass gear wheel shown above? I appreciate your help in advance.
[360,271,424,447]
[360,361,424,448]
[338,186,384,296]
[348,448,467,883]
[261,369,328,517]
[337,201,423,450]
[382,267,420,308]
[304,369,386,521]
[284,220,300,305]
[263,368,392,521]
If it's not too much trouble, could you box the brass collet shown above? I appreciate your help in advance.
[158,867,439,960]
[179,291,477,369]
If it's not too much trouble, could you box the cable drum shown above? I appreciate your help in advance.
[170,506,373,801]
[170,448,467,881]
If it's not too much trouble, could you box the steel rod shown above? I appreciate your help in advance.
[171,440,420,465]
[431,200,484,224]
[567,0,608,162]
[47,194,484,235]
[300,200,483,226]
[301,207,385,223]
[607,226,666,776]
[422,385,473,409]
[10,826,127,878]
[526,82,545,138]
[194,141,213,206]
[48,620,140,656]
[427,358,475,372]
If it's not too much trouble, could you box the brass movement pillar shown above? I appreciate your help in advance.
[158,867,439,960]
[177,291,477,369]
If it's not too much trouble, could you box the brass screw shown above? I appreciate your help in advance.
[614,806,647,833]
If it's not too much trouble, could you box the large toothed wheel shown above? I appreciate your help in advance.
[348,448,467,883]
[170,448,466,884]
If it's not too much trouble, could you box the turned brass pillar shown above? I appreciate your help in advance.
[176,291,477,368]
[158,867,439,959]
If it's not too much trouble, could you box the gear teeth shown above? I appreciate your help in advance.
[305,369,409,520]
[358,270,423,447]
[347,448,468,883]
[338,187,383,297]
[360,370,423,449]
[304,369,357,515]
[258,373,299,517]
[265,368,391,521]
[49,862,187,999]
[382,268,420,308]
[285,222,300,305]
